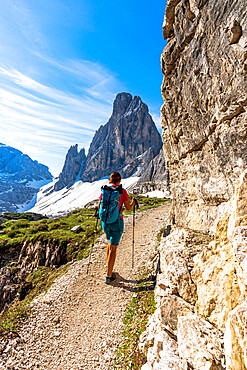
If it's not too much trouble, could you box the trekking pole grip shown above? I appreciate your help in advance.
[93,206,99,218]
[134,197,139,209]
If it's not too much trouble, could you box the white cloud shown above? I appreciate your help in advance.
[35,55,122,103]
[0,1,127,176]
[8,0,48,51]
[0,59,124,176]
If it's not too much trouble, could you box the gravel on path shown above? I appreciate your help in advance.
[0,204,170,370]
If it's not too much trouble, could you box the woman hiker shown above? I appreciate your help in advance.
[97,171,136,284]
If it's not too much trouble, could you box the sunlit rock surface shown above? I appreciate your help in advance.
[161,0,247,232]
[140,0,247,368]
[81,92,163,182]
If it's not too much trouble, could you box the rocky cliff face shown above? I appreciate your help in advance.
[0,144,53,212]
[81,92,163,182]
[161,0,247,232]
[141,171,247,369]
[140,0,247,369]
[132,148,170,194]
[54,145,86,191]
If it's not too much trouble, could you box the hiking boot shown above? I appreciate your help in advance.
[105,272,116,285]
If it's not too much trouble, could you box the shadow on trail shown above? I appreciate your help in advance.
[111,272,156,292]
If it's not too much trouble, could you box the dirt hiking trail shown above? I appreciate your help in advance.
[1,204,170,370]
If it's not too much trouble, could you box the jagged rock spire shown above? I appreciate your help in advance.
[54,145,86,191]
[81,92,162,182]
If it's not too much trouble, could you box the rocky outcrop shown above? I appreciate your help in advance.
[81,93,163,182]
[0,239,67,311]
[0,144,53,212]
[54,145,86,191]
[140,0,247,369]
[132,148,170,195]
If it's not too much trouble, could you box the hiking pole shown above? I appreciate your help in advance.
[87,208,99,275]
[132,198,139,269]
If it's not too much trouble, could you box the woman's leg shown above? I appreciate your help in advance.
[106,218,124,278]
[106,241,110,259]
[107,244,117,277]
[106,241,110,274]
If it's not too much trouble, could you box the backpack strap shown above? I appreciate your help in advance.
[105,190,112,224]
[101,184,123,194]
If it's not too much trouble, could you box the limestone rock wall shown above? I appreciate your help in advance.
[161,0,247,232]
[139,0,247,369]
[140,171,247,369]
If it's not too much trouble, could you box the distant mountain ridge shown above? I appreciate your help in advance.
[55,92,163,190]
[29,93,169,216]
[0,144,52,212]
[0,93,167,213]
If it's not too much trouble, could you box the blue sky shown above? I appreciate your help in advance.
[0,0,167,176]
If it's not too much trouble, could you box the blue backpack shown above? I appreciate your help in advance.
[99,185,123,224]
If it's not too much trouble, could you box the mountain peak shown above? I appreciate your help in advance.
[129,95,148,113]
[81,93,162,182]
[53,93,163,187]
[112,92,133,118]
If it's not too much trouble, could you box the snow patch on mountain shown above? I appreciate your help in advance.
[142,190,171,198]
[26,179,52,189]
[29,177,140,217]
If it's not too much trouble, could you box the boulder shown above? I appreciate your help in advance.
[71,225,83,233]
[177,314,225,369]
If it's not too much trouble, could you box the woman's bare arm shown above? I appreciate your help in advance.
[124,197,135,211]
[97,199,101,210]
